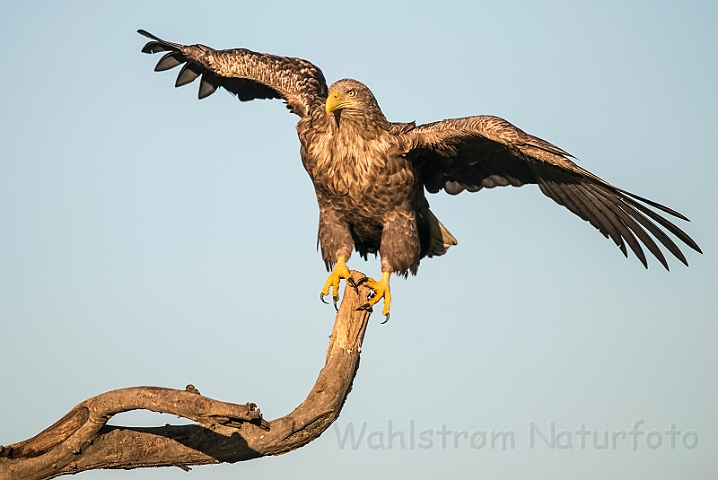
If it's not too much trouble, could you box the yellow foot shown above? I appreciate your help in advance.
[358,272,392,323]
[320,256,352,310]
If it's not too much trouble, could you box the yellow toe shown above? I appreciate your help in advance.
[365,271,392,318]
[321,256,352,302]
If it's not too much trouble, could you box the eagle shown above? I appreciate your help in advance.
[139,30,701,321]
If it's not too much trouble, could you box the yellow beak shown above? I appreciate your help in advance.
[326,91,354,115]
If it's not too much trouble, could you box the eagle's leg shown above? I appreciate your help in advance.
[320,256,352,310]
[356,211,418,322]
[358,271,392,323]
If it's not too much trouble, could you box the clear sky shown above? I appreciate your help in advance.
[1,1,716,479]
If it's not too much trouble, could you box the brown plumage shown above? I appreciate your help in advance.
[139,30,701,317]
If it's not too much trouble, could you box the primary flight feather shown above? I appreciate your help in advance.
[139,30,701,321]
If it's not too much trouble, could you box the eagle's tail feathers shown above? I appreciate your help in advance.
[425,209,457,257]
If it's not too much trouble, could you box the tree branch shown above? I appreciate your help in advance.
[1,271,373,479]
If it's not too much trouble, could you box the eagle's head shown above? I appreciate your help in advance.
[325,79,386,126]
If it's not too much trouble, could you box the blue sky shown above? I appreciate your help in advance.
[1,1,716,479]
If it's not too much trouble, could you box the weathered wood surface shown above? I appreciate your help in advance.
[0,271,372,479]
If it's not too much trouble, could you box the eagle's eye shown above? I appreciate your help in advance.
[347,90,356,98]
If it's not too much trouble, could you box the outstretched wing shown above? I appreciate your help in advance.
[138,30,328,117]
[405,115,701,269]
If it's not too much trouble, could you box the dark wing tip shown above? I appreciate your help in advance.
[138,29,183,54]
[618,188,691,221]
[141,42,166,54]
[174,62,202,88]
[154,51,186,72]
[198,72,219,99]
[138,29,164,44]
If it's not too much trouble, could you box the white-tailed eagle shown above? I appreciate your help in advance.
[139,30,701,321]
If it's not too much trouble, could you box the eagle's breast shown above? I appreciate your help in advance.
[301,115,396,199]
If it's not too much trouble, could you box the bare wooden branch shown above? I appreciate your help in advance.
[0,271,373,479]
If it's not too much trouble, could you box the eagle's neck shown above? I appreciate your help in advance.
[330,107,390,138]
[327,110,392,168]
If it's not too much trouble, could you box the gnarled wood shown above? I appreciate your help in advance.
[0,271,373,479]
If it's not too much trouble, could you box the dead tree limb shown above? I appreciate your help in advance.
[0,271,373,479]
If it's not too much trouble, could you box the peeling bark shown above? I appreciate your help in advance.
[1,271,373,479]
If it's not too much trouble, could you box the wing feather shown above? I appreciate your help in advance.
[405,115,700,269]
[577,184,629,256]
[175,62,202,87]
[138,29,327,117]
[198,71,220,99]
[154,52,186,71]
[621,195,701,253]
[610,192,686,266]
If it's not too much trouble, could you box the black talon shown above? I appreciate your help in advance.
[347,276,369,294]
[320,292,328,304]
[381,312,390,324]
[347,277,357,292]
[356,303,373,312]
[333,296,339,312]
